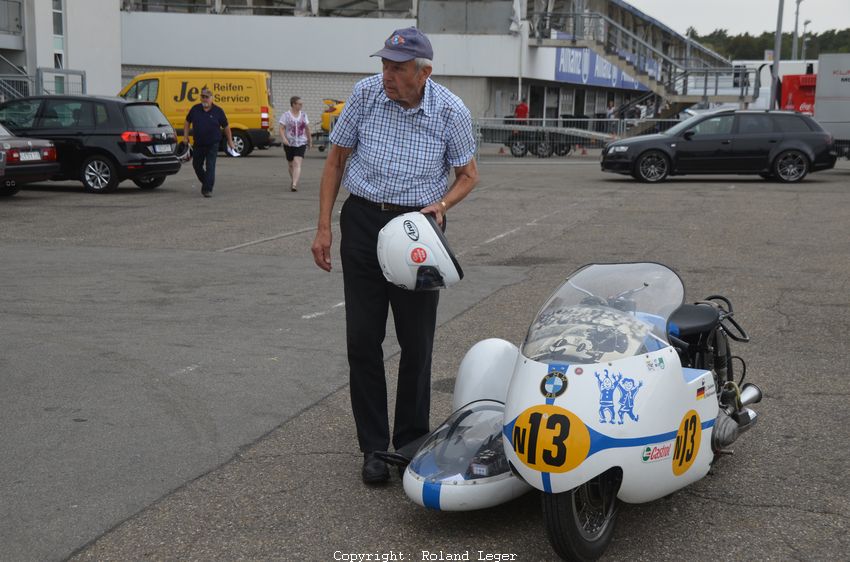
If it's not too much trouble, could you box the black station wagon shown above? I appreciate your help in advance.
[0,95,181,193]
[601,109,837,183]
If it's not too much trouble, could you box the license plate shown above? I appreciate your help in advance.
[153,144,173,154]
[19,151,42,161]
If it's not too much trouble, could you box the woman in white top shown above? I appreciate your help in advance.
[279,96,312,191]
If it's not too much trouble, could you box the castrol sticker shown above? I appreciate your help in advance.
[641,442,673,463]
[672,410,702,476]
[410,247,427,263]
[510,405,591,473]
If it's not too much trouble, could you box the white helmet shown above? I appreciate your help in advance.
[377,212,463,291]
[175,141,192,163]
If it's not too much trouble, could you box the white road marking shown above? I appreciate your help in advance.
[218,226,318,252]
[302,301,345,319]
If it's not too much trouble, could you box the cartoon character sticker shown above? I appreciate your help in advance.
[595,369,621,424]
[595,369,644,425]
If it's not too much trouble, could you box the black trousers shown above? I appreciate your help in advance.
[340,197,439,453]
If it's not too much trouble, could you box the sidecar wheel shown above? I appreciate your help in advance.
[542,470,621,561]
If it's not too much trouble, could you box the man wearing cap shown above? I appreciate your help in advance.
[183,87,237,197]
[311,27,479,484]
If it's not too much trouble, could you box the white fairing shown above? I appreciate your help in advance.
[452,338,520,411]
[503,349,719,503]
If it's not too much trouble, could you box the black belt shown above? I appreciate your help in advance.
[348,194,422,213]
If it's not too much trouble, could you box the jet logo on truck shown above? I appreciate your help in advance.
[173,82,251,103]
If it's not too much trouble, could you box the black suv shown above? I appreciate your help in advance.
[601,109,838,183]
[0,95,181,193]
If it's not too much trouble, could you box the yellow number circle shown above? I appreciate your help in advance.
[672,410,702,476]
[511,405,591,473]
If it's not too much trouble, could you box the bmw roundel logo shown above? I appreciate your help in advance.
[403,220,419,241]
[541,371,568,398]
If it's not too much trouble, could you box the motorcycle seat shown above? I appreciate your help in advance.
[669,304,720,337]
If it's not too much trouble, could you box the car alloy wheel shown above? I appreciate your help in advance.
[81,156,119,193]
[635,150,669,182]
[774,150,809,183]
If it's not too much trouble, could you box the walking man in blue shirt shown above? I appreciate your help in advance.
[311,27,479,484]
[183,87,236,197]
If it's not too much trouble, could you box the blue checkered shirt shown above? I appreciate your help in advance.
[330,74,477,207]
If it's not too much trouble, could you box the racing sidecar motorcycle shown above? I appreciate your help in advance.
[385,262,761,561]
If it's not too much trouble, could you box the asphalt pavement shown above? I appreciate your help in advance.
[1,147,848,561]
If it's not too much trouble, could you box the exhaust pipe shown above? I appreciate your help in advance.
[712,383,762,451]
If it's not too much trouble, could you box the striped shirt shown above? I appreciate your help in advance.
[330,74,476,207]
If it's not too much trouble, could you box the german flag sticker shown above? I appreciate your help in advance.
[696,383,706,400]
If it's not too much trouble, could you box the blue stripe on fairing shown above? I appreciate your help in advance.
[542,472,552,493]
[586,417,716,456]
[422,481,442,510]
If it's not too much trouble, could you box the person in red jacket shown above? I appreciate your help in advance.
[514,98,529,120]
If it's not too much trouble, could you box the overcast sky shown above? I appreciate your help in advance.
[625,0,850,35]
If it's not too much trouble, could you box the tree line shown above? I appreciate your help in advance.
[686,27,850,60]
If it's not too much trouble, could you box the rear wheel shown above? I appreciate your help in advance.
[133,175,166,189]
[0,183,19,196]
[542,471,621,561]
[509,141,528,157]
[634,150,670,182]
[81,155,119,193]
[773,150,809,183]
[231,131,252,157]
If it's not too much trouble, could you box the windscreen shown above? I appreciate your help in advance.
[522,263,685,364]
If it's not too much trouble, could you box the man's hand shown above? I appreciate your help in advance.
[420,201,446,227]
[311,227,333,272]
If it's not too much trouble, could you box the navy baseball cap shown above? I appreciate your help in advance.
[371,27,433,62]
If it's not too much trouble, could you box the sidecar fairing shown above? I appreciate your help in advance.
[403,338,532,510]
[403,399,532,510]
[503,263,721,503]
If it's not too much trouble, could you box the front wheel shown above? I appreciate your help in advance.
[542,471,621,561]
[230,131,253,157]
[509,141,528,157]
[634,150,669,182]
[773,150,809,183]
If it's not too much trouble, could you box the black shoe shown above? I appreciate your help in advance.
[362,452,389,484]
[202,191,212,198]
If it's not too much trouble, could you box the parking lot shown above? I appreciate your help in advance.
[1,148,849,561]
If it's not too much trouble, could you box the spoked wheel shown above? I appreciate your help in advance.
[535,141,555,158]
[542,470,621,561]
[634,150,669,182]
[773,150,809,183]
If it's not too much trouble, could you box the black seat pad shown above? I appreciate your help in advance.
[669,304,720,337]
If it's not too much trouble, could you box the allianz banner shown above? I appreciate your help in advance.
[554,45,651,91]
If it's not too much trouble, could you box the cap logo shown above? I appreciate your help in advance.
[403,220,419,241]
[388,34,405,47]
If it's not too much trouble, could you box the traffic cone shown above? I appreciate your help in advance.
[498,146,506,155]
[580,145,587,156]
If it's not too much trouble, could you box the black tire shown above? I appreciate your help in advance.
[133,175,166,189]
[0,182,19,196]
[542,471,621,561]
[81,155,119,193]
[555,143,572,156]
[317,145,326,152]
[634,150,670,182]
[231,131,253,157]
[509,141,528,157]
[773,150,809,183]
[535,141,555,158]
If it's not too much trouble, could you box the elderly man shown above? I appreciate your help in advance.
[311,27,479,484]
[183,87,236,197]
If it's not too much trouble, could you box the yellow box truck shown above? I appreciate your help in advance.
[120,70,275,156]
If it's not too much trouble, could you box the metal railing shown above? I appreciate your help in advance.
[0,74,32,101]
[0,0,22,34]
[533,12,760,102]
[122,1,214,13]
